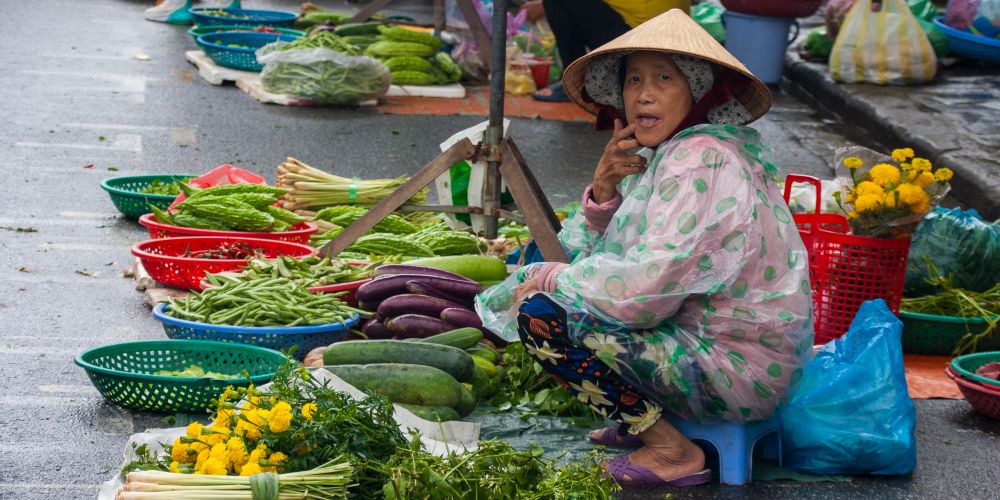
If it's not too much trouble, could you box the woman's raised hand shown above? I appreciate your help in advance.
[592,119,648,204]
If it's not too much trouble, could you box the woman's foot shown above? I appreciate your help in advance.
[588,427,643,448]
[601,418,707,484]
[533,81,570,102]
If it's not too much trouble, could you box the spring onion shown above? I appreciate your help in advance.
[277,158,427,211]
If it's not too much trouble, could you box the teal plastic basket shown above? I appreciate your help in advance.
[189,8,297,28]
[899,311,1000,355]
[195,32,297,72]
[187,24,304,41]
[951,351,1000,388]
[75,340,288,413]
[100,174,196,219]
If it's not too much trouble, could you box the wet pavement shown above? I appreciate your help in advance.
[0,1,997,499]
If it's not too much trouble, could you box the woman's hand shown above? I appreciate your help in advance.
[521,0,545,23]
[514,277,540,302]
[592,119,647,204]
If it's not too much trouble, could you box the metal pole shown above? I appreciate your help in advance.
[482,0,507,239]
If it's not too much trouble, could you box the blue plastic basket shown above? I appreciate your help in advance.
[195,32,298,72]
[152,303,356,359]
[932,17,1000,63]
[189,8,297,28]
[187,24,305,42]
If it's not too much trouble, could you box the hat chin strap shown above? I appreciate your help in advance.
[586,70,745,138]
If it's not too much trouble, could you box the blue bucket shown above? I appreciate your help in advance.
[723,11,799,85]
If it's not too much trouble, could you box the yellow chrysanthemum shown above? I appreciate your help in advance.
[882,191,898,208]
[194,449,210,472]
[200,457,228,476]
[869,163,901,187]
[935,168,954,182]
[854,194,882,213]
[268,401,293,433]
[896,183,929,207]
[913,171,934,188]
[855,181,884,197]
[227,437,248,467]
[240,462,262,477]
[891,148,914,162]
[189,441,208,454]
[186,422,204,439]
[170,438,190,463]
[911,157,932,172]
[265,451,288,473]
[210,443,232,469]
[214,408,235,429]
[843,157,864,170]
[301,403,317,421]
[169,461,181,474]
[235,409,269,441]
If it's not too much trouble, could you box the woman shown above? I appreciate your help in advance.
[476,10,813,487]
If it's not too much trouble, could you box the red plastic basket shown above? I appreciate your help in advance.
[132,237,316,290]
[784,175,911,344]
[946,367,1000,420]
[138,213,318,244]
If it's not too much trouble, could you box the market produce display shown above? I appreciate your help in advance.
[901,259,999,353]
[364,25,462,86]
[139,178,191,196]
[277,157,426,210]
[166,276,366,327]
[153,364,240,379]
[205,255,372,288]
[149,183,304,232]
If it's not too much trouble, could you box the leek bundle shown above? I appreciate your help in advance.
[277,158,427,210]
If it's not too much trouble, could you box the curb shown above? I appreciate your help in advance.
[782,52,1000,220]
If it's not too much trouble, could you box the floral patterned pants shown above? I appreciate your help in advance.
[516,293,663,434]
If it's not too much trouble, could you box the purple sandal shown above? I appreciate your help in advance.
[604,455,712,487]
[589,427,644,448]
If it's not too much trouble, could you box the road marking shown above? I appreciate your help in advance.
[21,70,149,93]
[16,133,143,153]
[39,242,126,252]
[38,385,100,394]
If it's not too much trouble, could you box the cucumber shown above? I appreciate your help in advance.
[419,327,483,350]
[325,363,462,408]
[398,403,460,422]
[335,22,382,36]
[323,340,475,382]
[405,255,508,282]
[466,345,497,364]
[471,356,497,377]
[455,384,476,417]
[470,365,494,400]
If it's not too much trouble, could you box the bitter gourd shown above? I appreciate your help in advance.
[365,41,436,58]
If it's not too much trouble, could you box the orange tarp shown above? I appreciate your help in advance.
[905,354,963,399]
[378,86,594,122]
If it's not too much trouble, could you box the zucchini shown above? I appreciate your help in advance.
[419,327,483,349]
[323,340,475,382]
[405,255,507,282]
[455,384,476,417]
[325,363,462,408]
[398,403,460,422]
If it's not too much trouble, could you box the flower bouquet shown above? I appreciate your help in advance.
[833,146,953,239]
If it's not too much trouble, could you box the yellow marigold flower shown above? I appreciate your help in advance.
[189,441,208,454]
[301,402,317,421]
[169,461,181,474]
[912,200,931,215]
[913,171,934,188]
[900,162,912,171]
[869,163,901,187]
[201,457,228,476]
[891,148,914,162]
[883,191,898,208]
[268,402,293,433]
[265,452,288,473]
[186,422,204,439]
[227,437,248,467]
[896,183,929,207]
[170,438,189,463]
[194,448,210,472]
[843,157,864,170]
[210,443,231,468]
[855,181,884,197]
[911,157,932,172]
[854,194,882,213]
[240,462,262,477]
[935,167,954,182]
[214,408,235,429]
[847,211,859,219]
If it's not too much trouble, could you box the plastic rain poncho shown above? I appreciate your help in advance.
[477,124,814,422]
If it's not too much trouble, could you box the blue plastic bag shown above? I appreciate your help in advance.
[781,300,917,475]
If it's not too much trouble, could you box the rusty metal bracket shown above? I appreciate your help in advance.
[471,142,504,164]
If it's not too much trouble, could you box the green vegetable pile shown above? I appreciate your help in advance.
[206,255,374,288]
[276,31,360,55]
[140,178,191,196]
[148,183,304,232]
[488,343,599,422]
[167,276,368,327]
[902,259,1000,353]
[153,364,239,379]
[362,25,461,86]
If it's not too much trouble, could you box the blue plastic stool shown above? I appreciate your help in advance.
[667,413,782,486]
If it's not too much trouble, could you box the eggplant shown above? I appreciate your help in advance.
[439,307,483,329]
[377,294,466,319]
[361,318,393,339]
[405,280,475,308]
[358,299,382,312]
[357,274,481,303]
[386,314,454,338]
[373,264,476,284]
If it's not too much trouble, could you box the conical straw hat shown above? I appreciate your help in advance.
[563,9,772,123]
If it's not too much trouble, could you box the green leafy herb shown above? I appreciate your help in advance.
[490,343,600,423]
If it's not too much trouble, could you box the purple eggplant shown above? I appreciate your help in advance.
[440,307,483,329]
[361,318,393,339]
[373,264,477,284]
[357,299,382,312]
[357,274,481,303]
[405,280,475,307]
[385,314,454,338]
[377,294,466,319]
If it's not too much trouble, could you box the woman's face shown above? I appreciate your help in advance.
[622,51,694,147]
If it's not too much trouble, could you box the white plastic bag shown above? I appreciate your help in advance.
[830,0,937,85]
[256,45,391,105]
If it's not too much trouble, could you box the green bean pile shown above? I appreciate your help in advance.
[206,256,373,288]
[276,32,360,55]
[167,277,368,327]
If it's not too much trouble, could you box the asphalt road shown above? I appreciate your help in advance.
[0,1,997,499]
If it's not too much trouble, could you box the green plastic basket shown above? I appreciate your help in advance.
[100,174,196,219]
[187,24,305,40]
[75,340,288,413]
[899,311,1000,355]
[951,351,1000,388]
